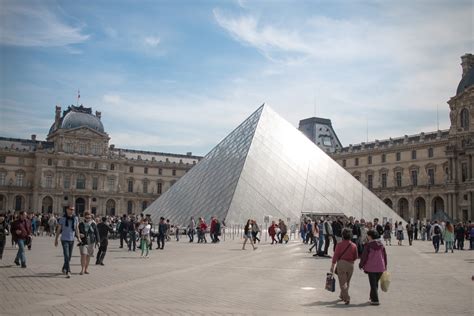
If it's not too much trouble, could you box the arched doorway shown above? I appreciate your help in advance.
[106,199,116,216]
[75,197,86,217]
[432,196,444,215]
[42,196,53,213]
[14,195,24,211]
[0,194,6,211]
[383,198,393,209]
[414,197,426,220]
[398,198,409,220]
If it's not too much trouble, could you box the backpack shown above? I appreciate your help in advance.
[434,225,441,235]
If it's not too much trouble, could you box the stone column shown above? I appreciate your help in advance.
[470,191,474,221]
[469,154,473,180]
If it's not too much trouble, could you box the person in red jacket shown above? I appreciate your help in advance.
[268,221,278,244]
[329,228,358,305]
[11,211,32,268]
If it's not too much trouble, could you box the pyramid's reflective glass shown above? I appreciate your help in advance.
[146,104,405,226]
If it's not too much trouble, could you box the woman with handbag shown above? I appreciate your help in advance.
[329,228,358,305]
[359,230,388,305]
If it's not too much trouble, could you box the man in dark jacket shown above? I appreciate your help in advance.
[118,215,129,248]
[11,211,31,268]
[156,217,167,249]
[96,217,114,265]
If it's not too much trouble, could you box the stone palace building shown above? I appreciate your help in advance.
[0,105,201,216]
[328,54,474,222]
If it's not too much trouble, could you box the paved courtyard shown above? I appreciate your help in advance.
[0,234,472,316]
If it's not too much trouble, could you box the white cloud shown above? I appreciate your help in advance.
[103,94,122,104]
[0,2,89,47]
[144,36,161,47]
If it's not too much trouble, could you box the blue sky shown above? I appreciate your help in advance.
[0,0,472,156]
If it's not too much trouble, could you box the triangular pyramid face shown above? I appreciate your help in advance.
[147,105,264,225]
[147,104,405,226]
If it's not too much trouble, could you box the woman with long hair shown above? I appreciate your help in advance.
[443,221,454,253]
[242,219,257,250]
[359,230,387,305]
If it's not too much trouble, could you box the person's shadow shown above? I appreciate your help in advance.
[302,300,371,308]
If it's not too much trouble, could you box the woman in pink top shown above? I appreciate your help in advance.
[359,230,388,305]
[330,228,358,305]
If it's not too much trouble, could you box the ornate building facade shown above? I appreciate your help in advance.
[0,105,201,216]
[331,54,474,222]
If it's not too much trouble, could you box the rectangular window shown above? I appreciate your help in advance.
[91,143,100,155]
[45,175,53,189]
[143,181,148,194]
[342,159,346,167]
[129,166,134,173]
[128,180,133,193]
[157,182,162,194]
[368,156,372,165]
[411,150,417,160]
[64,175,70,189]
[396,172,402,187]
[78,143,87,155]
[64,143,73,153]
[0,172,6,186]
[355,158,359,166]
[461,163,468,182]
[428,168,435,185]
[381,173,387,188]
[16,173,24,186]
[144,167,148,174]
[76,176,85,189]
[367,174,373,189]
[92,177,98,190]
[108,178,115,192]
[381,154,386,163]
[396,152,401,161]
[172,169,177,176]
[0,156,5,163]
[428,148,434,158]
[158,168,162,175]
[411,170,418,186]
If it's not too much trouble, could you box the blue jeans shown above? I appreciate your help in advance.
[15,239,26,265]
[61,240,74,273]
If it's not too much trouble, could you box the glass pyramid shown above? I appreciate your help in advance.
[146,104,405,226]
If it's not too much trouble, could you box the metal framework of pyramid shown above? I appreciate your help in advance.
[146,104,405,226]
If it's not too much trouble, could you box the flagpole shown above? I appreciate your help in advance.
[77,89,80,106]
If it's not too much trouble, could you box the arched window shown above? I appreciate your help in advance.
[110,163,115,170]
[460,108,469,129]
[76,174,86,189]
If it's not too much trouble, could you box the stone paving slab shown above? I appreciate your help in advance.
[0,235,472,315]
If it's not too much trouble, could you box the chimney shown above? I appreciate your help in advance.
[54,105,61,129]
[461,53,474,77]
[31,134,36,141]
[95,111,101,120]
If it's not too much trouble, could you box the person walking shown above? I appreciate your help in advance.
[48,214,57,237]
[383,222,391,246]
[242,219,257,250]
[279,220,288,244]
[329,228,358,305]
[96,216,113,265]
[251,220,261,243]
[11,211,32,268]
[214,219,221,243]
[55,206,80,278]
[268,221,278,244]
[0,213,8,260]
[156,217,167,250]
[188,216,195,242]
[138,218,151,258]
[323,218,333,255]
[443,222,455,253]
[396,221,404,246]
[118,214,129,248]
[406,223,414,246]
[127,217,137,251]
[359,230,388,306]
[454,223,465,250]
[78,211,99,275]
[431,221,443,253]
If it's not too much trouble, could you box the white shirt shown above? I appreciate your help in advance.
[139,224,151,236]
